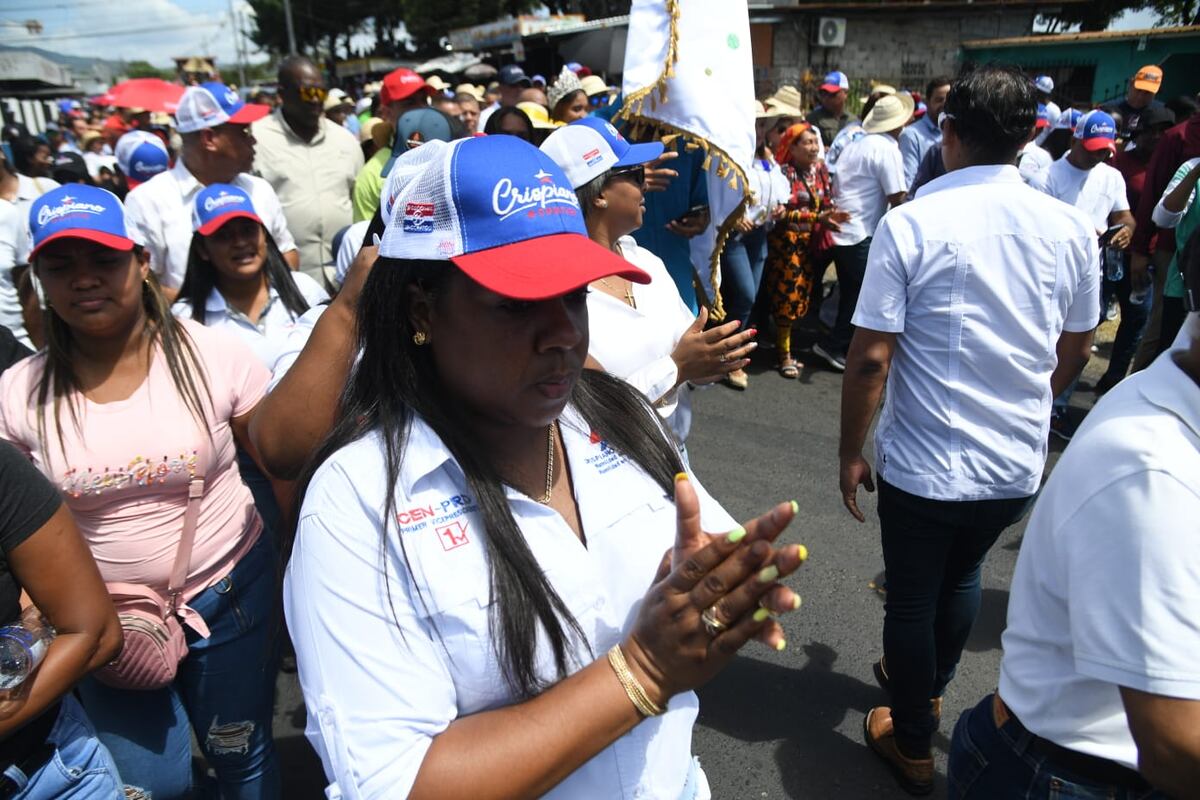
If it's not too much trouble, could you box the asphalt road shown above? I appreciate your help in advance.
[269,319,1115,798]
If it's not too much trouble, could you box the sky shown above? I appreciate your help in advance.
[0,0,1174,70]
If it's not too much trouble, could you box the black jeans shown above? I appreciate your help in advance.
[877,478,1032,752]
[821,238,871,356]
[1099,254,1152,385]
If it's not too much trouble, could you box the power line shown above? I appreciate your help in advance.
[0,19,220,44]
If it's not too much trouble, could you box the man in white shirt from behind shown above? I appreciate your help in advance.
[1032,109,1134,438]
[1017,104,1053,184]
[839,65,1099,795]
[812,92,911,372]
[950,240,1200,800]
[124,82,298,301]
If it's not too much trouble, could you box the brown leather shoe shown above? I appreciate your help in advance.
[863,706,934,796]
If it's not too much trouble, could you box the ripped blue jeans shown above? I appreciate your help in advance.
[76,535,280,799]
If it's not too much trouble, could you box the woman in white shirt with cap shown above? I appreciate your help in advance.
[540,118,757,446]
[284,136,807,799]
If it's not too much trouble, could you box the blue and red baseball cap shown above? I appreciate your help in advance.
[539,116,664,189]
[1053,107,1083,133]
[28,185,136,259]
[192,184,262,235]
[115,130,169,188]
[1074,109,1118,154]
[820,71,849,93]
[174,82,269,134]
[377,135,649,300]
[1035,103,1051,129]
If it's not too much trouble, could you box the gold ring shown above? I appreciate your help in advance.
[700,605,728,637]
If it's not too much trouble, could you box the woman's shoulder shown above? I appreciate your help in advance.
[288,271,330,305]
[616,237,671,280]
[0,348,45,398]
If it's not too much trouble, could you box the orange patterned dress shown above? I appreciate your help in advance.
[763,160,835,323]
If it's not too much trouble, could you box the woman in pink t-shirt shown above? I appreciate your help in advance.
[0,185,280,798]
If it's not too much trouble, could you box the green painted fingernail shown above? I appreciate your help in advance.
[757,565,779,583]
[789,500,799,515]
[726,525,746,543]
[792,594,802,610]
[753,607,771,622]
[775,639,788,651]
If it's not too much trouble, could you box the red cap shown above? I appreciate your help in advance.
[452,233,649,301]
[381,69,434,106]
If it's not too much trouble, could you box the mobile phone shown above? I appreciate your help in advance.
[1098,224,1126,248]
[674,204,708,225]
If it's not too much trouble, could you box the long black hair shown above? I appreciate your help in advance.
[483,106,534,142]
[176,225,311,325]
[298,259,684,698]
[34,251,212,464]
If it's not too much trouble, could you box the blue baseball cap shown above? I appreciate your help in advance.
[115,131,169,188]
[539,116,664,189]
[820,71,849,93]
[377,136,649,300]
[1033,75,1054,95]
[1054,107,1083,132]
[1035,103,1051,129]
[1075,109,1117,154]
[174,81,269,134]
[192,183,262,235]
[498,64,532,88]
[381,108,457,178]
[29,185,135,259]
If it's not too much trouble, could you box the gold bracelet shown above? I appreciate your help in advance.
[607,644,666,718]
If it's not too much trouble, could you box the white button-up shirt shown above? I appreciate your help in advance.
[853,164,1100,501]
[252,110,364,279]
[1031,156,1129,233]
[171,272,328,368]
[0,174,59,347]
[830,133,906,246]
[284,406,735,800]
[999,350,1200,769]
[124,158,297,290]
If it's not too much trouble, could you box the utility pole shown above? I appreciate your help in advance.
[282,0,298,55]
[228,0,247,87]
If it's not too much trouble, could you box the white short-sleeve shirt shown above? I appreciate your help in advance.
[998,350,1200,769]
[0,175,59,347]
[1017,141,1052,185]
[852,164,1100,501]
[172,271,328,368]
[1032,156,1129,233]
[123,158,297,290]
[284,406,736,800]
[830,133,907,246]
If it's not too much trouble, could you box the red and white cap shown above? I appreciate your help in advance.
[174,82,270,134]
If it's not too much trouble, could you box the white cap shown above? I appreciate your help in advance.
[538,117,664,190]
[173,82,269,134]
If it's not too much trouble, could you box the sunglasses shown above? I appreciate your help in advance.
[608,164,645,185]
[299,86,328,104]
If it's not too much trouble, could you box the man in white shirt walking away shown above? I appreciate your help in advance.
[950,230,1200,800]
[838,65,1100,795]
[1031,109,1135,440]
[811,93,910,371]
[124,82,298,300]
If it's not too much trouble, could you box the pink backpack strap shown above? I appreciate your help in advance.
[167,442,207,612]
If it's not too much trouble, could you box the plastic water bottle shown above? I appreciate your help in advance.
[0,608,55,692]
[1104,248,1124,282]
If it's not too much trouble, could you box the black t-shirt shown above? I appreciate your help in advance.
[1102,98,1165,139]
[0,442,62,625]
[0,325,31,377]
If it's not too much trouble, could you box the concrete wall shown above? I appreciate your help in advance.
[758,9,1036,101]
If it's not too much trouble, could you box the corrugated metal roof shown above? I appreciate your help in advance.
[963,24,1200,49]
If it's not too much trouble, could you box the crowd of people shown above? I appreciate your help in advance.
[0,48,1194,800]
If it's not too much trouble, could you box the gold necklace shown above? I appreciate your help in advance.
[537,423,556,504]
[598,277,636,308]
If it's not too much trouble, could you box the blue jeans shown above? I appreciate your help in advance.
[7,695,123,799]
[949,694,1166,799]
[720,227,768,328]
[77,536,280,800]
[1099,255,1152,385]
[236,448,280,550]
[877,478,1032,752]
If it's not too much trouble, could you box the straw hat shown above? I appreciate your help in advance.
[425,75,450,93]
[764,85,804,118]
[80,129,104,150]
[517,101,559,130]
[860,83,896,102]
[455,83,483,102]
[580,75,609,98]
[547,65,585,111]
[862,92,915,134]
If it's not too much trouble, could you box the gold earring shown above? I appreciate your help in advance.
[413,331,428,345]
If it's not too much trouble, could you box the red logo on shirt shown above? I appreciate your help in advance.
[436,521,470,551]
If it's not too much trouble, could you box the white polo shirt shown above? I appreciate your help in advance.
[588,237,696,437]
[123,158,297,290]
[999,349,1200,769]
[285,405,735,800]
[829,133,906,246]
[172,272,328,368]
[1032,156,1129,233]
[853,164,1100,501]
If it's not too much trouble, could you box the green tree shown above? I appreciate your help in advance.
[1038,0,1198,31]
[123,60,170,79]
